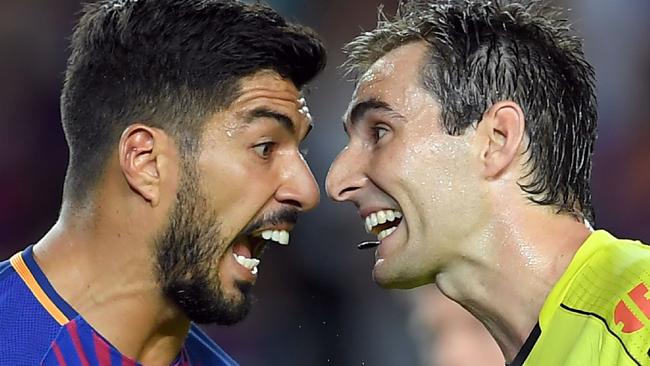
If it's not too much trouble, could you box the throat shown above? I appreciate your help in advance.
[74,284,192,365]
[436,264,547,362]
[136,319,191,366]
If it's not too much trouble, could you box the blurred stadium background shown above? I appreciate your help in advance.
[1,1,648,365]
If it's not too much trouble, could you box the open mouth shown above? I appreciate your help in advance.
[232,229,291,276]
[364,209,403,241]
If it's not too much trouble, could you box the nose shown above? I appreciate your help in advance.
[326,146,366,202]
[275,152,320,211]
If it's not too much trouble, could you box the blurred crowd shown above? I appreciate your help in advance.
[1,1,648,365]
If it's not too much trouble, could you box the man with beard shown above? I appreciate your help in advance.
[326,1,650,365]
[0,0,325,364]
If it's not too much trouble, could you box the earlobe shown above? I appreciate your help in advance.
[478,101,526,179]
[119,124,162,206]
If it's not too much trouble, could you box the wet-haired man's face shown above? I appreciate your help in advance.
[157,71,319,324]
[327,42,490,288]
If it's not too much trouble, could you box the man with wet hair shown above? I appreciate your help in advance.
[0,0,325,364]
[327,1,650,365]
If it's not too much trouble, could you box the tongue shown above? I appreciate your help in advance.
[232,241,252,258]
[374,218,402,234]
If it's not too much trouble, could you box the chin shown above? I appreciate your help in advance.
[372,269,419,289]
[372,260,433,289]
[165,276,253,325]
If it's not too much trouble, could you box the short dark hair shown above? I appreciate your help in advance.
[343,0,597,223]
[61,0,326,203]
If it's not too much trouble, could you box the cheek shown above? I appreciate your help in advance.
[207,176,274,220]
[197,154,276,233]
[199,146,270,201]
[397,136,483,226]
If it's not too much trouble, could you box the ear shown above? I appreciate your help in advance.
[118,124,164,206]
[476,101,526,179]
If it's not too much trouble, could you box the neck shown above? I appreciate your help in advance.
[33,205,189,365]
[435,205,591,362]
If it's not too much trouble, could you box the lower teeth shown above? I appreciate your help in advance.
[378,226,397,240]
[233,253,260,274]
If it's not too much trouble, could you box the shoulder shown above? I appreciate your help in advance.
[561,233,650,319]
[559,232,650,363]
[600,232,650,258]
[0,256,16,282]
[0,256,21,313]
[0,253,41,315]
[184,324,239,365]
[581,233,650,291]
[0,254,64,364]
[565,231,650,307]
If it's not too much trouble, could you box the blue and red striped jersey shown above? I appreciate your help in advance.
[0,246,238,366]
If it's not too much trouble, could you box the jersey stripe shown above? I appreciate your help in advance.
[52,343,67,366]
[92,332,111,366]
[68,320,91,366]
[125,352,139,366]
[560,303,641,366]
[509,324,541,366]
[50,325,84,366]
[10,253,69,325]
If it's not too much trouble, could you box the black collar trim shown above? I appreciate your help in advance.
[507,323,541,366]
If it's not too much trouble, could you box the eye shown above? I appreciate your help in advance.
[253,141,275,159]
[372,125,390,142]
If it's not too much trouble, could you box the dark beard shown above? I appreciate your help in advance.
[154,168,252,325]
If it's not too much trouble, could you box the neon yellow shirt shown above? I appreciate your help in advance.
[510,230,650,366]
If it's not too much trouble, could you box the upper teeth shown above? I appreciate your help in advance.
[365,209,402,233]
[233,254,260,275]
[259,229,290,245]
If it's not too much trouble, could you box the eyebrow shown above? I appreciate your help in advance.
[245,107,314,141]
[345,98,402,127]
[246,107,296,134]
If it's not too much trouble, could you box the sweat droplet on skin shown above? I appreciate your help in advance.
[221,119,244,139]
[497,212,548,273]
[398,128,480,249]
[357,59,396,93]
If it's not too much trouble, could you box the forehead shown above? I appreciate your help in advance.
[201,70,311,140]
[353,41,429,102]
[232,70,302,108]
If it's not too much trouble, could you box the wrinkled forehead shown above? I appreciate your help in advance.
[235,70,303,103]
[228,70,313,122]
[215,70,313,134]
